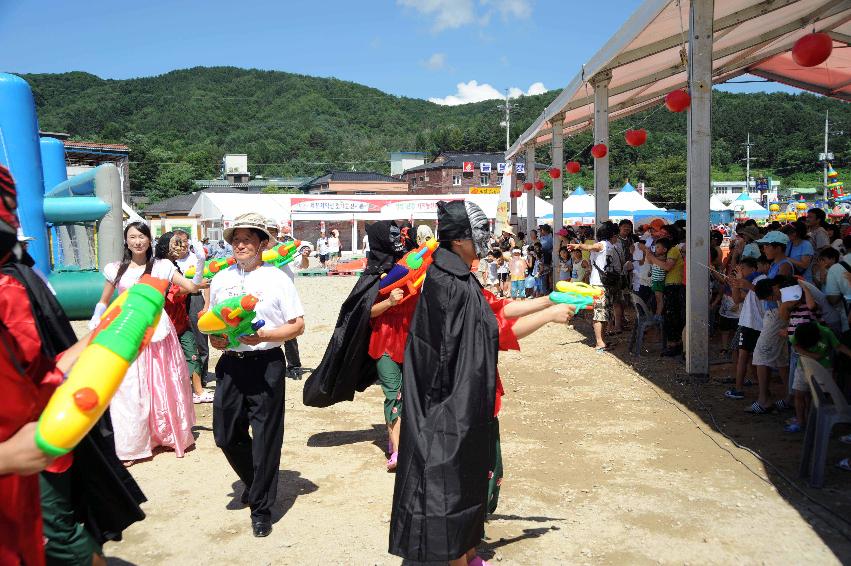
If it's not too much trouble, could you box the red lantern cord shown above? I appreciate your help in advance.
[591,144,608,159]
[665,90,691,112]
[566,161,581,174]
[792,32,833,67]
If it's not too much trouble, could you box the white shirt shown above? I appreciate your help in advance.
[327,236,340,253]
[209,264,304,352]
[809,226,830,251]
[316,237,329,255]
[589,240,612,287]
[739,274,767,331]
[362,235,369,253]
[632,244,652,290]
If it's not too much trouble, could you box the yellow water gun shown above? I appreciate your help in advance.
[35,275,168,456]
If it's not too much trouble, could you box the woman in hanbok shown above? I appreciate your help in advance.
[90,222,206,465]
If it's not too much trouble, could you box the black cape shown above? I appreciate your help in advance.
[1,260,147,544]
[388,247,499,562]
[303,221,399,407]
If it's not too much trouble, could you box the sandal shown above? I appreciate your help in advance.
[724,389,744,400]
[468,557,492,566]
[745,401,773,414]
[193,391,214,404]
[783,422,802,433]
[774,399,792,411]
[743,379,754,387]
[837,458,851,472]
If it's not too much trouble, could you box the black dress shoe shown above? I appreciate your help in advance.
[252,520,272,538]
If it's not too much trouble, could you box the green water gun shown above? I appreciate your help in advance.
[549,281,603,311]
[197,294,266,349]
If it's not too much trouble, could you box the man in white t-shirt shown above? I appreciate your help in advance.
[208,213,305,538]
[806,208,830,251]
[316,232,330,267]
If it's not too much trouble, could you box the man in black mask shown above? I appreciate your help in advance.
[303,219,405,407]
[389,200,575,566]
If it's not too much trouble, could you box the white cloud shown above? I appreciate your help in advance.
[483,0,533,19]
[397,0,475,31]
[422,52,447,71]
[397,0,531,31]
[429,80,547,106]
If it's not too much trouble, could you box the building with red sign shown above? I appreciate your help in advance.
[400,151,542,194]
[299,170,409,194]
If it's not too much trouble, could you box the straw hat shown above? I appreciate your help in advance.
[223,213,274,244]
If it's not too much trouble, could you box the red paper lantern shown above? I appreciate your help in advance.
[549,167,561,179]
[591,144,608,159]
[624,128,647,147]
[566,161,581,174]
[534,180,545,191]
[792,32,833,67]
[523,182,533,191]
[665,89,691,112]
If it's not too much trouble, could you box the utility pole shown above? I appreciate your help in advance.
[823,111,831,202]
[743,132,753,195]
[497,90,518,151]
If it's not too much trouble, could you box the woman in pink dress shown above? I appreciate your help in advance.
[91,222,206,465]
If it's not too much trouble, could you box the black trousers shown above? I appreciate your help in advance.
[283,339,301,370]
[187,293,209,381]
[213,348,286,522]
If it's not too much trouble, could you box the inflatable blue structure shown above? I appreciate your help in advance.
[0,73,124,318]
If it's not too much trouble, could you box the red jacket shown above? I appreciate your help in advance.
[0,274,68,566]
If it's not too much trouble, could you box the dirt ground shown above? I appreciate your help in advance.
[92,275,851,565]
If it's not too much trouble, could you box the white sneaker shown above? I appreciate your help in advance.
[193,391,214,404]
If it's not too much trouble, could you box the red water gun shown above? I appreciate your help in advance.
[378,239,439,305]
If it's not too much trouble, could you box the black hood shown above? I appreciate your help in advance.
[366,220,402,275]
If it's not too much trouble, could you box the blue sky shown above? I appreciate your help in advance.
[0,0,797,105]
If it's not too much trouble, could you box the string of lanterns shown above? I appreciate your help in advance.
[509,30,833,194]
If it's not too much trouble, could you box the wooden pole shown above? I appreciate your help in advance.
[551,114,565,269]
[686,0,714,377]
[525,145,536,236]
[592,71,612,227]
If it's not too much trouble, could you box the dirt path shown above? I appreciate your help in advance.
[96,276,850,565]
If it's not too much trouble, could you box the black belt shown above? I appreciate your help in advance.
[222,347,282,359]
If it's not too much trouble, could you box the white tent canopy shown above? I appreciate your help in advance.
[710,193,728,211]
[608,181,670,220]
[541,186,596,224]
[507,0,851,155]
[727,191,769,218]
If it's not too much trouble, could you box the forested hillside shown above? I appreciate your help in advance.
[21,67,851,204]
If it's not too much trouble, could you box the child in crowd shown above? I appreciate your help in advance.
[496,253,510,297]
[812,246,839,290]
[571,248,589,283]
[725,258,766,400]
[481,251,498,293]
[790,322,851,434]
[509,247,527,299]
[716,247,741,354]
[558,247,572,282]
[747,278,790,414]
[650,238,670,320]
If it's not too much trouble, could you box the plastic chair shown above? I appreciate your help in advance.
[798,356,851,488]
[627,292,666,356]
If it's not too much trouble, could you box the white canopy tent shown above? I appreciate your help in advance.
[710,193,728,211]
[540,186,596,224]
[727,191,770,218]
[503,0,851,376]
[608,181,671,220]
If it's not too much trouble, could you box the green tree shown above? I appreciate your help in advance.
[151,163,195,202]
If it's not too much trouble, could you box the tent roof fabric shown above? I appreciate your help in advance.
[507,0,851,157]
[710,193,728,211]
[727,192,770,216]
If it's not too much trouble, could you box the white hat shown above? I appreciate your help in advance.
[223,213,274,244]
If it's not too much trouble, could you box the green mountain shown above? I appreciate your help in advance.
[21,66,850,205]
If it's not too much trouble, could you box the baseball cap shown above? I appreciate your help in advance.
[755,231,789,246]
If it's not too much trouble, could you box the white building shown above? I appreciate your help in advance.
[389,151,426,176]
[712,179,780,206]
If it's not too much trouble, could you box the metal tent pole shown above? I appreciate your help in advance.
[525,145,536,236]
[592,71,612,227]
[551,114,565,269]
[685,0,714,377]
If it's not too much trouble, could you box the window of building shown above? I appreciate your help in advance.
[480,174,489,186]
[411,177,417,188]
[452,174,462,186]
